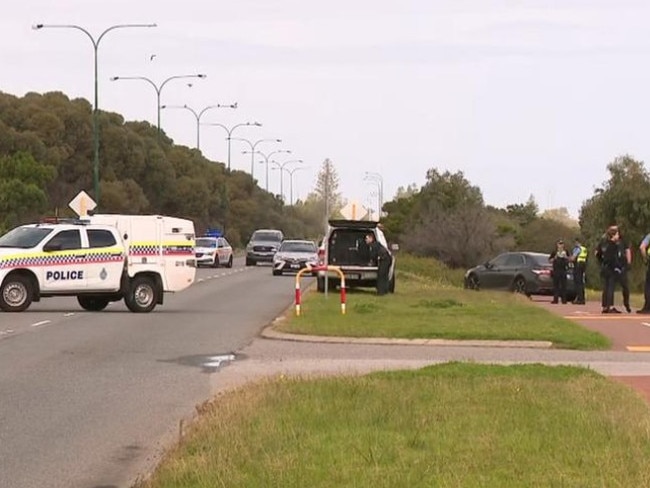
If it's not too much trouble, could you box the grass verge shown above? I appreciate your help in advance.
[135,363,650,488]
[280,272,609,349]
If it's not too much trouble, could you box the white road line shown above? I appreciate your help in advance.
[64,312,75,317]
[31,320,51,328]
[642,322,650,328]
[197,278,204,282]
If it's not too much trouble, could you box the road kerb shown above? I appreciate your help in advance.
[260,324,553,349]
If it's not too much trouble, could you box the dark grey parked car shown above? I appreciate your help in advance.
[463,251,576,300]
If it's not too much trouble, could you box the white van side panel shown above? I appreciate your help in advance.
[88,214,196,292]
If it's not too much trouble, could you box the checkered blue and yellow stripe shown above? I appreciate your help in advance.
[0,247,125,270]
[129,241,194,256]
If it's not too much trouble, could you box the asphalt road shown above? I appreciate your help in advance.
[0,258,307,488]
[5,261,650,488]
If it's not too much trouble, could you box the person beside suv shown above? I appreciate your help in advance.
[317,220,396,293]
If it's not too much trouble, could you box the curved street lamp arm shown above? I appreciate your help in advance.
[203,123,231,136]
[96,23,157,45]
[159,74,206,93]
[33,23,157,48]
[111,75,159,94]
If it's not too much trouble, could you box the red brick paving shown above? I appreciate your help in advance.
[534,297,650,404]
[533,297,650,352]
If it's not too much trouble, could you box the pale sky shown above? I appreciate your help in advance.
[3,0,650,218]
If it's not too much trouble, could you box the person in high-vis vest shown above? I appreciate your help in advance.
[570,237,588,305]
[638,232,650,314]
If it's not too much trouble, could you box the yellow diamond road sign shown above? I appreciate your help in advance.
[69,190,97,217]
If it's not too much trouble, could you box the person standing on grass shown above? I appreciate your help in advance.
[365,233,391,295]
[570,237,588,305]
[637,231,650,314]
[596,225,632,314]
[549,239,570,304]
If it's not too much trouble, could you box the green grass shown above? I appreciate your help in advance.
[135,363,650,487]
[282,273,609,349]
[393,253,467,287]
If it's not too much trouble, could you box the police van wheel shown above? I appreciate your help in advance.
[125,276,158,313]
[226,255,233,268]
[0,275,33,312]
[211,256,220,268]
[77,296,109,312]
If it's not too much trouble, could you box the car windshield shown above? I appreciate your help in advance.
[280,242,316,253]
[0,226,54,248]
[196,238,217,248]
[253,232,282,242]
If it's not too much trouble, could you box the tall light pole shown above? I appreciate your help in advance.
[231,138,281,177]
[202,122,262,170]
[270,159,303,202]
[273,165,307,205]
[161,102,237,150]
[364,172,384,218]
[110,74,207,134]
[33,22,157,205]
[244,149,291,191]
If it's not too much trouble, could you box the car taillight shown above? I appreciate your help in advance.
[532,269,551,276]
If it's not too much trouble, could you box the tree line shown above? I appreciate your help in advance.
[0,90,330,246]
[381,157,650,291]
[4,89,644,291]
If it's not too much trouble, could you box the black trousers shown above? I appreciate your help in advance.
[376,257,391,295]
[602,267,630,309]
[552,270,567,303]
[573,262,586,303]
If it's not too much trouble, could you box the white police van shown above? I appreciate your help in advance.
[0,214,196,313]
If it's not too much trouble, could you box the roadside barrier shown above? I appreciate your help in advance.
[295,265,346,316]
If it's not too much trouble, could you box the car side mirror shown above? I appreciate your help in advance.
[43,243,62,252]
[484,261,492,268]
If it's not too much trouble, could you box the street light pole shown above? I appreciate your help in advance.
[364,172,384,218]
[111,74,207,135]
[270,159,303,202]
[231,138,281,176]
[244,150,291,191]
[273,165,307,205]
[33,22,157,205]
[161,102,237,149]
[202,122,262,170]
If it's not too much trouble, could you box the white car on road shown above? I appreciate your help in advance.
[272,239,319,275]
[195,236,233,268]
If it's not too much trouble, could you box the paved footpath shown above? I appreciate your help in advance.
[534,296,650,402]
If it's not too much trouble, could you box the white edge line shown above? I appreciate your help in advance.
[31,320,51,327]
[197,278,204,282]
[64,312,75,317]
[642,322,650,328]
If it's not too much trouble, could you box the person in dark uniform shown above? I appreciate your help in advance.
[595,225,631,313]
[570,237,588,305]
[365,233,391,295]
[637,231,650,314]
[549,239,570,304]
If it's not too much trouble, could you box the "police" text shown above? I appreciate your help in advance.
[46,270,84,280]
